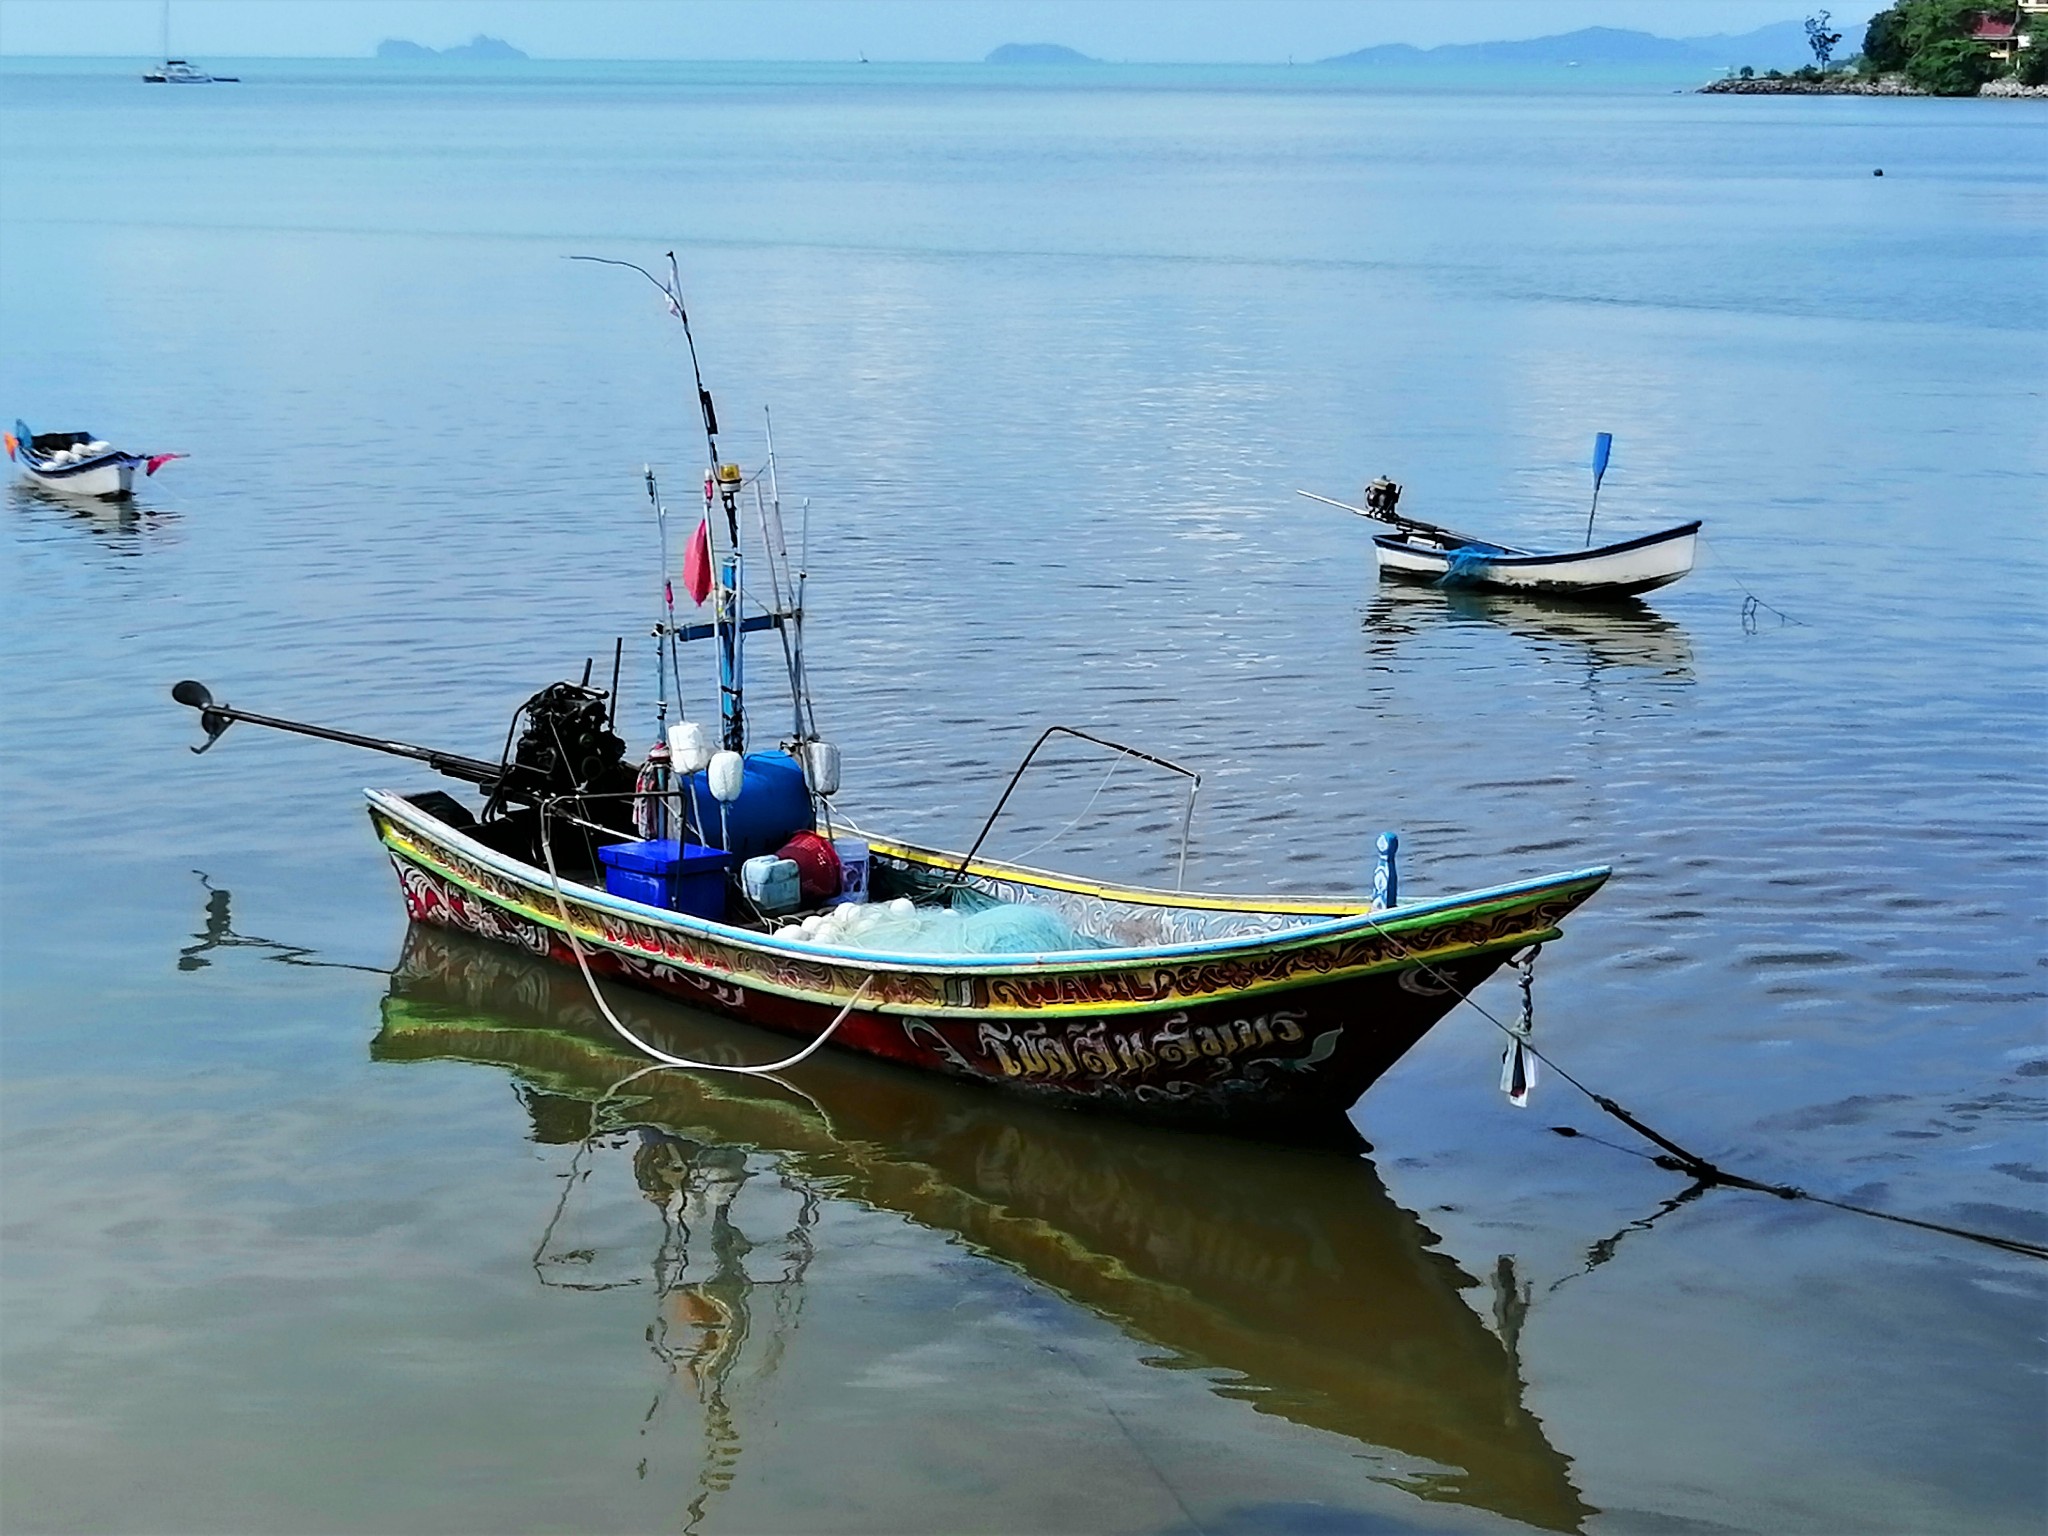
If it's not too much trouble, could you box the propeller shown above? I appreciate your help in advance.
[171,680,234,753]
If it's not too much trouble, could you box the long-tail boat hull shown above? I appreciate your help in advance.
[370,789,1609,1142]
[1372,521,1701,599]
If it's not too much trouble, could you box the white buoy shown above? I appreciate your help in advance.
[668,719,714,774]
[708,750,745,803]
[706,749,745,854]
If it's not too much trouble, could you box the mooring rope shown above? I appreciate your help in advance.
[1698,532,1804,630]
[538,799,875,1076]
[529,798,2036,1260]
[1354,910,2048,1263]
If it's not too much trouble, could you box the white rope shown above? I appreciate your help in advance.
[539,803,876,1075]
[1006,756,1123,863]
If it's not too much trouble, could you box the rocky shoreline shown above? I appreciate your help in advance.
[1700,71,2048,97]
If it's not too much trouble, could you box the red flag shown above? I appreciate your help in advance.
[145,452,188,476]
[3,432,16,462]
[682,517,713,606]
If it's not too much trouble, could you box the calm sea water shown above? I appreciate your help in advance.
[2,58,2044,1536]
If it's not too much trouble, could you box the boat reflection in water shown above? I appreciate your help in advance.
[1365,581,1696,681]
[7,481,174,557]
[375,926,1595,1533]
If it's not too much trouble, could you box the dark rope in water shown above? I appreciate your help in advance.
[1699,533,1804,630]
[1359,919,2048,1263]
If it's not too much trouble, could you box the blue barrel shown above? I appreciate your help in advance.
[673,750,812,859]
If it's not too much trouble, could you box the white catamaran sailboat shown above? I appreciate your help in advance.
[143,2,238,83]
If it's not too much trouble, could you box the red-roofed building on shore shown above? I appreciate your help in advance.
[1972,13,2019,65]
[1984,2,2048,66]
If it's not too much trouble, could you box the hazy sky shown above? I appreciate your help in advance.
[0,1,1879,63]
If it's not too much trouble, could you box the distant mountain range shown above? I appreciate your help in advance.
[376,36,529,62]
[1323,21,1818,71]
[982,23,1817,71]
[985,43,1097,64]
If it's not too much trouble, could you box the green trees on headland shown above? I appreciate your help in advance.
[1859,2,2040,93]
[1709,3,2043,91]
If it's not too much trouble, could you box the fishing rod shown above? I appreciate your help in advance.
[758,407,816,744]
[643,465,688,731]
[567,252,721,474]
[572,251,749,752]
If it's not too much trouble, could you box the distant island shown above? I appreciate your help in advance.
[1318,9,2046,98]
[1322,22,1815,73]
[984,43,1096,65]
[376,36,529,62]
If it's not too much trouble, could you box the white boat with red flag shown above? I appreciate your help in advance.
[9,421,185,501]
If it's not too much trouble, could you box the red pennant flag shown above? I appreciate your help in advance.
[145,452,188,476]
[682,517,713,606]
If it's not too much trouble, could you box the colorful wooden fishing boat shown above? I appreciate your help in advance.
[362,784,1606,1142]
[8,421,183,500]
[170,258,1611,1144]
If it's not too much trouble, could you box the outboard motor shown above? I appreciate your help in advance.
[508,681,628,798]
[476,682,640,862]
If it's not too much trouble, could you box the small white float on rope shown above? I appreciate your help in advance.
[708,748,744,851]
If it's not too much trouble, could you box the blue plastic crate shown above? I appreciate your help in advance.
[597,840,732,921]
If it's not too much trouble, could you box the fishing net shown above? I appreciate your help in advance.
[1439,545,1496,586]
[783,896,1106,955]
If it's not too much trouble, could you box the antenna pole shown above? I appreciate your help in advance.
[645,467,674,733]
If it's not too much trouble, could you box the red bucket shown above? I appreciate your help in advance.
[775,831,843,903]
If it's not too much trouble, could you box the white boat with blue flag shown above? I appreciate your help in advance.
[1304,433,1700,600]
[1368,519,1701,598]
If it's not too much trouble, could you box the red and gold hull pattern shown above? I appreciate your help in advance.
[367,791,1609,1139]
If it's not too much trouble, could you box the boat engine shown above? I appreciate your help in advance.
[507,681,629,797]
[1364,477,1403,517]
[477,681,640,864]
